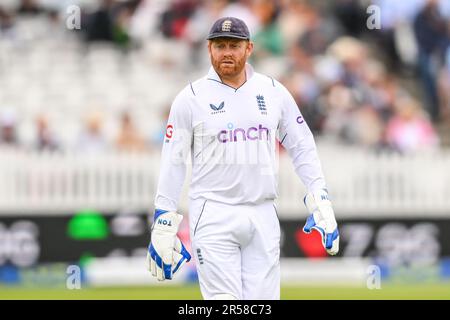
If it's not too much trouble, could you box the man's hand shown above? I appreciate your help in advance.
[302,190,339,255]
[146,210,191,281]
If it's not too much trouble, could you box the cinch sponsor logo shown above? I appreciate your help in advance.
[217,124,269,143]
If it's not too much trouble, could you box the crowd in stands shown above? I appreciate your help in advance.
[0,0,449,155]
[0,107,157,154]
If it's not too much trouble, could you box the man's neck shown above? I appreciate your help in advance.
[219,70,247,89]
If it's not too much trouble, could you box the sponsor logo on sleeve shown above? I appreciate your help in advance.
[165,124,174,142]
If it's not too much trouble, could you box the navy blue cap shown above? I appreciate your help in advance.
[206,17,250,40]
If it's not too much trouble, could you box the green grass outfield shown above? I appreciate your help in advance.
[1,283,450,300]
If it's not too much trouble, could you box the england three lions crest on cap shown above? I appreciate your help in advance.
[222,20,232,32]
[206,17,250,40]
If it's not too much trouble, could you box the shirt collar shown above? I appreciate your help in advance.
[207,63,255,83]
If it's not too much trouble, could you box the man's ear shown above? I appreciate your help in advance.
[246,41,254,59]
[207,41,212,57]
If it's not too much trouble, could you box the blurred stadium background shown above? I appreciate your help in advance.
[0,0,450,299]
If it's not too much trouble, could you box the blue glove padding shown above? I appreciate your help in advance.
[303,213,339,251]
[302,190,339,255]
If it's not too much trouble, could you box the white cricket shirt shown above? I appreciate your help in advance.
[155,64,327,211]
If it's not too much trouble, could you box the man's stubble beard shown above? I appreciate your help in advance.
[211,55,247,79]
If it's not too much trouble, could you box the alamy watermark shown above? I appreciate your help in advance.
[66,264,82,289]
[66,5,81,30]
[366,265,382,290]
[366,5,381,30]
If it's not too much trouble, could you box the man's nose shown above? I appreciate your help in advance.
[223,46,233,56]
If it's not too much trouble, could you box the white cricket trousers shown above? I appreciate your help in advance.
[189,198,281,300]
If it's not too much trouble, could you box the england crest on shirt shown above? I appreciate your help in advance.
[256,95,267,115]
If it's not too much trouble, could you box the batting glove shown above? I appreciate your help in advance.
[147,209,191,281]
[302,189,339,255]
